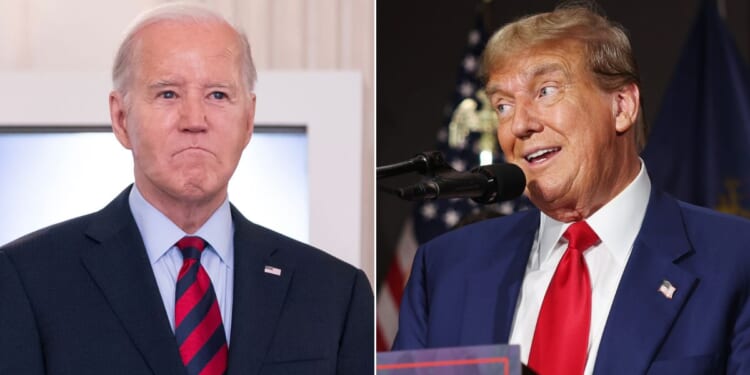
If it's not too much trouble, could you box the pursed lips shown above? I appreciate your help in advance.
[173,146,213,157]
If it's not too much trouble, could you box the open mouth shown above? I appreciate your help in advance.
[524,147,561,164]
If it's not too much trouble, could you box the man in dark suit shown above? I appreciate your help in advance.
[393,4,750,375]
[0,4,372,375]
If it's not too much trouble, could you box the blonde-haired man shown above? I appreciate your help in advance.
[394,4,750,375]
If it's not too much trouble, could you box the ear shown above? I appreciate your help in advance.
[110,91,132,149]
[613,83,640,134]
[242,93,256,147]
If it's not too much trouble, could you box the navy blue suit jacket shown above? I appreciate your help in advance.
[393,189,750,374]
[0,187,373,374]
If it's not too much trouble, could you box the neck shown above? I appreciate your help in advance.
[542,157,641,223]
[134,182,226,234]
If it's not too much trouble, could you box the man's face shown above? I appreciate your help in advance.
[487,41,637,221]
[110,20,254,207]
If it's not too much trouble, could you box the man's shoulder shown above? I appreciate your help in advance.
[425,208,538,248]
[415,208,539,267]
[676,199,750,243]
[233,214,361,279]
[649,193,750,270]
[1,211,98,255]
[1,188,130,262]
[677,199,750,227]
[0,210,109,280]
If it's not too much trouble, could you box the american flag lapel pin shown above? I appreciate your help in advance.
[264,265,282,276]
[658,280,676,299]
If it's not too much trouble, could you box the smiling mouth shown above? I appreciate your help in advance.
[524,147,561,164]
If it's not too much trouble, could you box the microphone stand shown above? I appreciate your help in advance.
[377,151,453,179]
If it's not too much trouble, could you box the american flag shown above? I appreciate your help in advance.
[658,280,676,300]
[376,13,532,352]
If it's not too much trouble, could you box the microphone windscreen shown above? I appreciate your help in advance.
[475,163,526,203]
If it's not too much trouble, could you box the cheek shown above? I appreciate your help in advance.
[220,112,252,144]
[127,117,169,159]
[496,127,516,158]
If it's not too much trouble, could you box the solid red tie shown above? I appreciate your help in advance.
[528,221,600,375]
[175,236,228,375]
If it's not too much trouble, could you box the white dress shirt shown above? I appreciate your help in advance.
[509,161,651,375]
[128,185,235,343]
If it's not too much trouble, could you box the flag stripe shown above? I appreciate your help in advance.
[385,259,405,308]
[376,285,400,351]
[377,219,418,351]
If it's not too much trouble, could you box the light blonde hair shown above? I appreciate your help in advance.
[112,3,257,97]
[481,3,647,150]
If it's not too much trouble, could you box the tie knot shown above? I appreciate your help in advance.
[563,221,600,252]
[176,236,206,260]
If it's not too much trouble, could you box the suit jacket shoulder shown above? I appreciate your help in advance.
[0,187,185,375]
[678,198,750,251]
[393,209,540,349]
[0,186,142,300]
[416,209,540,270]
[219,206,375,374]
[590,190,750,374]
[231,208,361,277]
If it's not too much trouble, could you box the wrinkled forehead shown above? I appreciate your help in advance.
[488,37,586,74]
[132,19,244,76]
[485,40,588,93]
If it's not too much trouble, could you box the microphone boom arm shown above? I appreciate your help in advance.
[377,151,452,179]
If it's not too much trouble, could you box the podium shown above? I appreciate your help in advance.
[377,344,523,374]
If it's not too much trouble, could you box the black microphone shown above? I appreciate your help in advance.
[377,151,450,179]
[397,163,526,204]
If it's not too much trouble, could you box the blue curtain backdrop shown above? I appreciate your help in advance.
[642,0,750,217]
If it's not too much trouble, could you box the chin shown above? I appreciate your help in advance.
[527,182,566,208]
[527,178,558,202]
[170,178,217,199]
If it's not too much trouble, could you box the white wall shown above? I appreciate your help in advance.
[0,0,374,283]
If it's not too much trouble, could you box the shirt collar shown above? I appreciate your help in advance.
[538,159,651,265]
[128,184,234,267]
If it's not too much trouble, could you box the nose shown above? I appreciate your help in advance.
[510,99,543,139]
[180,94,208,133]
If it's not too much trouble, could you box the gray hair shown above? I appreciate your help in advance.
[112,2,257,97]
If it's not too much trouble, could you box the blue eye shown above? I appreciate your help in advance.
[210,92,227,100]
[160,91,176,99]
[497,103,512,114]
[540,86,558,97]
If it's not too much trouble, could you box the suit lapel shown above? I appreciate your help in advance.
[80,187,184,375]
[227,208,293,375]
[593,191,697,374]
[461,211,539,345]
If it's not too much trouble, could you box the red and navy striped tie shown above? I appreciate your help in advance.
[175,236,228,375]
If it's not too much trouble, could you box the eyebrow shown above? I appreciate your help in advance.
[146,81,236,91]
[147,80,181,90]
[486,62,568,97]
[205,83,234,90]
[529,62,567,78]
